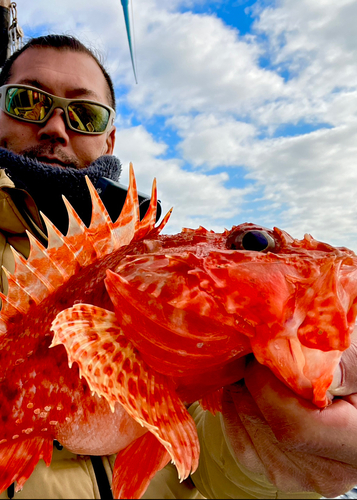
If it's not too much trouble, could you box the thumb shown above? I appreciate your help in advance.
[329,325,357,396]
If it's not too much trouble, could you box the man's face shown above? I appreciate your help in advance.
[0,47,116,169]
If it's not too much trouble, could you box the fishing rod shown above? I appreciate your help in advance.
[0,1,23,66]
[0,0,10,66]
[120,0,138,83]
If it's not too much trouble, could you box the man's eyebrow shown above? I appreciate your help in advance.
[16,79,101,100]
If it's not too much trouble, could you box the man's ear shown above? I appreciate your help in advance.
[104,126,116,155]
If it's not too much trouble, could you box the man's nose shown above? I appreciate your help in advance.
[37,108,70,144]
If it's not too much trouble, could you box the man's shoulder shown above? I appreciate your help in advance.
[0,168,46,243]
[0,169,15,189]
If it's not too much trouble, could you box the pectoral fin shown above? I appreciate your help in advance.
[51,304,199,480]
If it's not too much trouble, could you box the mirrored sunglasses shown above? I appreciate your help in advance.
[0,84,116,135]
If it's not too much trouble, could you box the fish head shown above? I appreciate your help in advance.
[105,223,357,407]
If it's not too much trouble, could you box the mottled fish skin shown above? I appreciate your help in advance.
[1,164,357,498]
[97,224,357,407]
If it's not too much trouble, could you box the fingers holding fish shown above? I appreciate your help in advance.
[222,359,357,498]
[329,324,357,397]
[222,379,317,494]
[222,380,275,477]
[244,359,357,464]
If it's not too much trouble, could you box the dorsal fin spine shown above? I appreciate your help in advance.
[61,196,96,266]
[2,266,37,312]
[10,247,51,302]
[110,163,140,246]
[25,232,64,289]
[84,178,117,257]
[40,212,82,279]
[0,166,171,325]
[0,286,26,317]
[149,208,173,238]
[134,178,158,240]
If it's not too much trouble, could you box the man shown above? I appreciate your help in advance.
[0,34,355,499]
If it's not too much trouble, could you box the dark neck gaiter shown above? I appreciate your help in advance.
[0,148,122,234]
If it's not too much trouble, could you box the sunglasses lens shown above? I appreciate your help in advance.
[68,102,110,133]
[5,87,52,121]
[2,86,113,134]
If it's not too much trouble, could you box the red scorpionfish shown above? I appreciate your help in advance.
[0,165,357,498]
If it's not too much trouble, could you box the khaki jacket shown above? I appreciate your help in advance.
[0,169,320,499]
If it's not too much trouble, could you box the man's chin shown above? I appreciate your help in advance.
[19,148,81,170]
[25,155,79,170]
[38,160,71,169]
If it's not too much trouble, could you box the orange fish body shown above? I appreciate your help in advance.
[1,165,357,498]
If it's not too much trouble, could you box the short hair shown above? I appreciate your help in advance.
[0,34,116,109]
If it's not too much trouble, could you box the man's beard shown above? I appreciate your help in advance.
[19,145,82,170]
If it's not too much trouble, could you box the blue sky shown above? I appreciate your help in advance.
[179,0,257,33]
[14,0,357,250]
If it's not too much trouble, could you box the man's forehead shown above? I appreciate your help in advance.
[9,47,111,104]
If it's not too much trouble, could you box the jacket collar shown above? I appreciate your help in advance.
[0,149,122,236]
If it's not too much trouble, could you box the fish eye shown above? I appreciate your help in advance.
[228,230,276,252]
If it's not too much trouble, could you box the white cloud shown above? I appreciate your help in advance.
[114,125,252,234]
[251,0,357,128]
[123,5,285,117]
[241,122,357,248]
[16,0,133,80]
[255,0,357,70]
[169,114,257,168]
[11,0,357,251]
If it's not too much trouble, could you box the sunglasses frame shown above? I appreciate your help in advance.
[0,84,116,135]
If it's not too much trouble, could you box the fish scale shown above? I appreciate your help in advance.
[1,164,357,498]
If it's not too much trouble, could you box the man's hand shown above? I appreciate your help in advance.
[329,326,357,397]
[222,336,357,498]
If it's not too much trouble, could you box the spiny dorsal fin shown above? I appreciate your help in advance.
[0,164,171,325]
[40,212,81,278]
[25,231,65,290]
[1,266,37,314]
[61,196,97,267]
[83,176,119,257]
[135,177,157,241]
[110,162,140,246]
[10,246,55,303]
